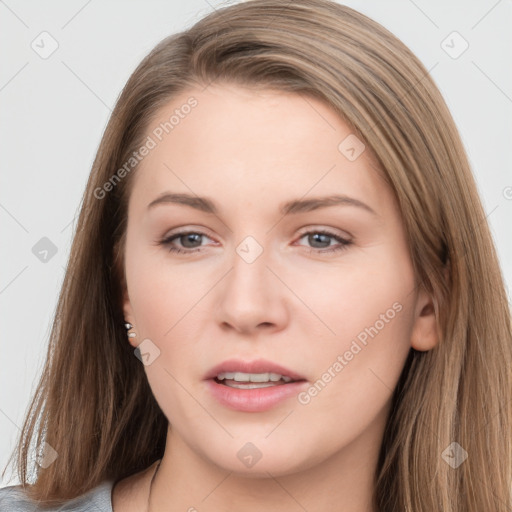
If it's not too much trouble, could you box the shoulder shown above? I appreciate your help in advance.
[0,480,114,511]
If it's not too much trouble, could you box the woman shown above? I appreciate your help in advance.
[1,0,511,510]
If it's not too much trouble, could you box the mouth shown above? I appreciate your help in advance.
[204,359,308,412]
[205,358,306,384]
[214,371,296,389]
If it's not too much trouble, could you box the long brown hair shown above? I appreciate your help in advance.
[3,1,511,510]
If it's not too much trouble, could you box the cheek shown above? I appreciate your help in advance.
[289,243,415,346]
[126,240,210,336]
[291,248,416,433]
[125,242,218,405]
[125,243,208,419]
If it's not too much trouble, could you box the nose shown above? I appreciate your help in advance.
[214,240,289,336]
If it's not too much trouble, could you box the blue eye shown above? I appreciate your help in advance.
[158,229,352,255]
[296,230,352,253]
[159,231,211,254]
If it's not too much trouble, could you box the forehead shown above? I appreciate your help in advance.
[127,83,391,218]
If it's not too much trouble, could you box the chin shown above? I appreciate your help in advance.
[202,440,323,478]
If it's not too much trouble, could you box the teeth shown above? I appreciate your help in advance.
[224,382,278,389]
[216,371,293,383]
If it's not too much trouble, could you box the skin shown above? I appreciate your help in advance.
[115,83,439,511]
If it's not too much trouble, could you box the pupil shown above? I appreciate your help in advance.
[310,233,330,248]
[182,233,201,248]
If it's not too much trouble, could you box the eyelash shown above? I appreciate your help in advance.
[158,229,352,255]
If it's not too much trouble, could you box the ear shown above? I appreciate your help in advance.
[410,285,440,352]
[123,288,138,349]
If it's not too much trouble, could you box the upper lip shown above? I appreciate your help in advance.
[204,358,306,381]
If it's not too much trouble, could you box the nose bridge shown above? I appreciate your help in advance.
[215,231,287,333]
[235,233,267,266]
[228,232,272,301]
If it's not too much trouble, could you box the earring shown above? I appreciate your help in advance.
[124,321,137,338]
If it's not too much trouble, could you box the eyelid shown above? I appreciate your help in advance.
[161,225,352,244]
[161,225,217,241]
[296,225,353,240]
[158,225,353,256]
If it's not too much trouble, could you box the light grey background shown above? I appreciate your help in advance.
[1,0,511,487]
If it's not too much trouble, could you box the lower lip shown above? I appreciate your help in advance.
[205,379,308,412]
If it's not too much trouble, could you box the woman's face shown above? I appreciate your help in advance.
[122,83,436,476]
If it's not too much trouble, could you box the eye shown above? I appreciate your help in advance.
[158,228,352,256]
[159,230,214,254]
[295,229,352,254]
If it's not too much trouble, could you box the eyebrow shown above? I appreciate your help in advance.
[147,192,377,216]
